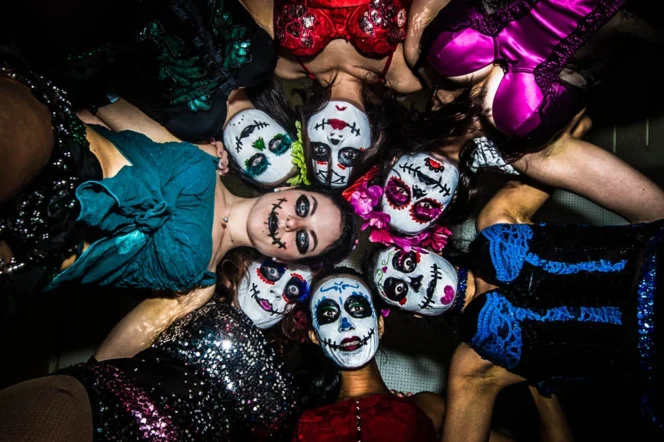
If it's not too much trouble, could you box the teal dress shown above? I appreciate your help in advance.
[47,125,217,292]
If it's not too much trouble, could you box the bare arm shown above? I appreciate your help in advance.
[441,343,523,442]
[528,386,574,442]
[404,0,452,68]
[94,286,215,361]
[94,99,181,143]
[476,179,552,232]
[239,0,274,38]
[514,132,664,224]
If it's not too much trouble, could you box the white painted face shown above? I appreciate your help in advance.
[306,101,371,189]
[311,276,379,369]
[237,258,313,329]
[372,247,458,316]
[223,109,296,185]
[380,153,459,235]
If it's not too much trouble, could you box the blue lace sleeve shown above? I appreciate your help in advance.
[469,291,623,371]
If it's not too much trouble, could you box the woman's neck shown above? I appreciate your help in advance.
[328,74,365,111]
[337,359,389,401]
[224,88,254,129]
[212,181,255,261]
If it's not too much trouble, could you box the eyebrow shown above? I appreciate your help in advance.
[311,196,318,216]
[311,230,318,252]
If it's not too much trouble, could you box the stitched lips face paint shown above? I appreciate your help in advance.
[381,153,459,235]
[311,276,379,369]
[266,197,288,250]
[307,101,371,189]
[372,247,458,316]
[223,109,295,185]
[238,258,313,329]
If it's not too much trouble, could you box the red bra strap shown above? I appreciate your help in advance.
[296,56,317,80]
[380,52,393,80]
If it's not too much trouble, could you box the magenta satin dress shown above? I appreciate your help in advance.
[426,0,625,146]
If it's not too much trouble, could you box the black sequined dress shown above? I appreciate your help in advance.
[461,221,664,429]
[63,302,299,441]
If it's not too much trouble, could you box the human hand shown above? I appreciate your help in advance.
[212,139,230,176]
[390,389,414,398]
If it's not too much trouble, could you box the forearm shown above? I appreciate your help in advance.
[95,98,181,143]
[514,137,664,223]
[405,0,451,67]
[95,286,215,361]
[441,379,499,442]
[528,387,574,442]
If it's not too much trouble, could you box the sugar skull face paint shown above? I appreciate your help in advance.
[381,153,459,235]
[311,276,379,369]
[238,258,313,329]
[372,247,458,316]
[306,101,371,189]
[223,109,295,185]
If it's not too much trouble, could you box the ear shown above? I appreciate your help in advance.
[308,329,320,345]
[378,315,385,339]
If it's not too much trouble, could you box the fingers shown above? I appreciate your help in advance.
[390,389,414,398]
[212,139,230,176]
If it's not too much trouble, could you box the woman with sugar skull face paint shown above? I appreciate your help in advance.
[295,267,559,441]
[343,151,459,253]
[366,177,664,441]
[230,0,428,189]
[0,249,316,441]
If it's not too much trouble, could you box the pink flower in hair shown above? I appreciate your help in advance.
[420,225,453,253]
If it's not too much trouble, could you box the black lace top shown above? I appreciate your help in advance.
[461,221,664,428]
[14,0,277,142]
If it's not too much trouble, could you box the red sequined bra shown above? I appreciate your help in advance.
[292,394,437,441]
[275,0,409,58]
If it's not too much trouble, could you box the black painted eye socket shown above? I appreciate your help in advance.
[296,230,309,254]
[312,142,329,162]
[344,294,372,318]
[316,298,340,325]
[392,250,417,273]
[245,153,269,177]
[338,147,361,167]
[296,195,310,217]
[284,276,309,303]
[259,260,286,282]
[383,277,408,302]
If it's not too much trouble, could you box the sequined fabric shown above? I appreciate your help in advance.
[65,302,299,441]
[275,0,408,58]
[0,60,102,321]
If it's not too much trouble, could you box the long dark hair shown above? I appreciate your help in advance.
[297,78,408,189]
[349,87,486,225]
[293,186,360,267]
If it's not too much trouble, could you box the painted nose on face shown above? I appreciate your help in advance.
[284,216,306,232]
[338,316,355,332]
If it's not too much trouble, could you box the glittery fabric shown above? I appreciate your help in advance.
[0,59,102,321]
[637,228,663,430]
[65,302,299,441]
[453,267,469,313]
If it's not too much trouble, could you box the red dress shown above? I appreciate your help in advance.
[292,394,438,441]
[275,0,409,59]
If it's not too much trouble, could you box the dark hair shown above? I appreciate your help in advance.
[297,78,408,189]
[350,87,486,225]
[294,187,360,267]
[226,76,300,192]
